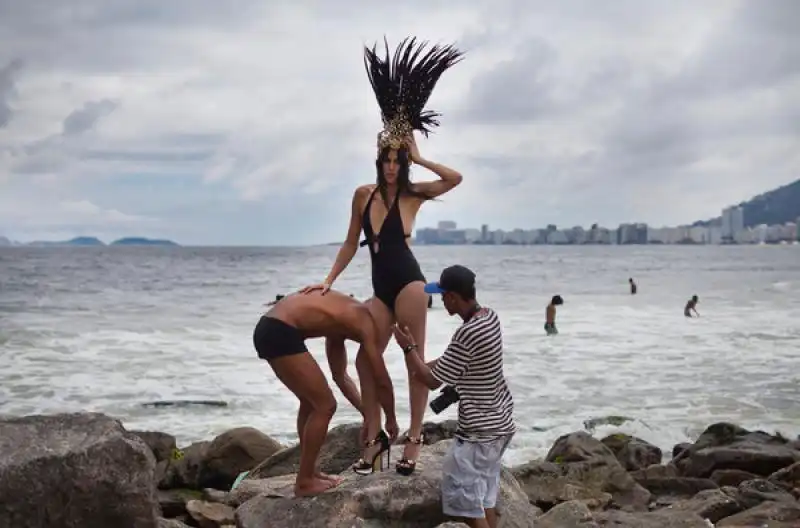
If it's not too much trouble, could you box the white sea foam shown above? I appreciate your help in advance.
[1,245,799,465]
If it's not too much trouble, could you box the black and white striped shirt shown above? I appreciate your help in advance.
[431,307,516,442]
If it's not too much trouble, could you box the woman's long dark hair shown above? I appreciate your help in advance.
[375,145,432,206]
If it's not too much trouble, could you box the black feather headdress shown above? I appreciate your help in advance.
[364,37,464,151]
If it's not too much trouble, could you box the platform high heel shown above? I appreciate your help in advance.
[352,430,391,475]
[396,433,424,476]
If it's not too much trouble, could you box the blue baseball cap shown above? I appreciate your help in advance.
[424,265,476,296]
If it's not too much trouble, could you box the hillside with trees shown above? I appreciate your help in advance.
[692,178,800,228]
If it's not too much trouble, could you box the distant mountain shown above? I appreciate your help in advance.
[26,236,105,247]
[692,178,800,228]
[110,237,179,246]
[0,236,179,247]
[67,236,105,246]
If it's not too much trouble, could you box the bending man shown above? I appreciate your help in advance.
[252,290,397,497]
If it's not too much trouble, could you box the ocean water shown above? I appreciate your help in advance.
[1,244,799,465]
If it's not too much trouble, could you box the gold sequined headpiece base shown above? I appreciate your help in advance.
[377,107,413,152]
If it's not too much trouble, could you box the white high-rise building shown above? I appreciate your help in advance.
[721,206,744,242]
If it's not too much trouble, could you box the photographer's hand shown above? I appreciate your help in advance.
[392,325,416,350]
[394,325,442,391]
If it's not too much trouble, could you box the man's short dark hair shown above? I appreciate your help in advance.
[551,295,563,305]
[424,265,477,301]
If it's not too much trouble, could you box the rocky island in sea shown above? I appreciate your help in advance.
[110,237,180,246]
[1,413,799,527]
[0,236,180,247]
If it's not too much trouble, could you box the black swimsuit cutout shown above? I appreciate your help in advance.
[360,187,426,312]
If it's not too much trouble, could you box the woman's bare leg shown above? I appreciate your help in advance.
[393,281,430,472]
[354,297,394,466]
[268,352,339,497]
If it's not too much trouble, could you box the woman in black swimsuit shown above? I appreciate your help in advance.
[302,37,464,476]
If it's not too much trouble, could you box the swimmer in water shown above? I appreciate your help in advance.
[684,295,699,317]
[545,295,563,335]
[266,294,286,306]
[629,278,637,295]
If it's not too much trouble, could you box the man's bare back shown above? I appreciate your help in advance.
[545,304,555,325]
[265,290,367,341]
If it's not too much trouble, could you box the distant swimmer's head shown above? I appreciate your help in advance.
[266,293,286,307]
[551,295,564,306]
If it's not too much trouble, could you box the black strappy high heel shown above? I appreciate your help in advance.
[352,430,391,475]
[396,434,424,476]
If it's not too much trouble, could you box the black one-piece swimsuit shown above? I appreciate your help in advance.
[360,188,426,312]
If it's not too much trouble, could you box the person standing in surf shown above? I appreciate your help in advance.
[301,37,464,476]
[684,295,699,317]
[545,295,563,336]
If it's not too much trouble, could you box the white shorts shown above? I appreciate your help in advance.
[440,434,513,519]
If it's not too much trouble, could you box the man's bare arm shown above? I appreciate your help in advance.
[404,348,442,390]
[325,337,363,415]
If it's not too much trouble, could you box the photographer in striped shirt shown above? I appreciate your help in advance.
[392,265,515,528]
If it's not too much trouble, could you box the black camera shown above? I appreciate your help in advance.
[429,385,460,414]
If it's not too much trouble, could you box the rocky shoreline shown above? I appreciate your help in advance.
[1,414,799,527]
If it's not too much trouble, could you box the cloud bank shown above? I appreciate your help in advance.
[1,0,798,244]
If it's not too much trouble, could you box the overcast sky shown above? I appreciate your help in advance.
[1,0,798,245]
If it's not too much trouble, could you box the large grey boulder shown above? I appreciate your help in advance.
[235,440,539,527]
[0,412,159,528]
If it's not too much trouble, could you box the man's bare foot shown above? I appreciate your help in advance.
[294,476,339,498]
[315,471,344,485]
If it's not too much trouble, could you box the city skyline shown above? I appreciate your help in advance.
[416,205,800,246]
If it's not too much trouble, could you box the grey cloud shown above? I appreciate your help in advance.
[594,4,800,186]
[63,99,117,136]
[6,99,119,175]
[83,149,214,164]
[663,0,800,99]
[461,1,799,124]
[457,1,798,209]
[458,38,558,124]
[0,59,23,127]
[13,135,217,178]
[0,0,270,74]
[0,0,264,32]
